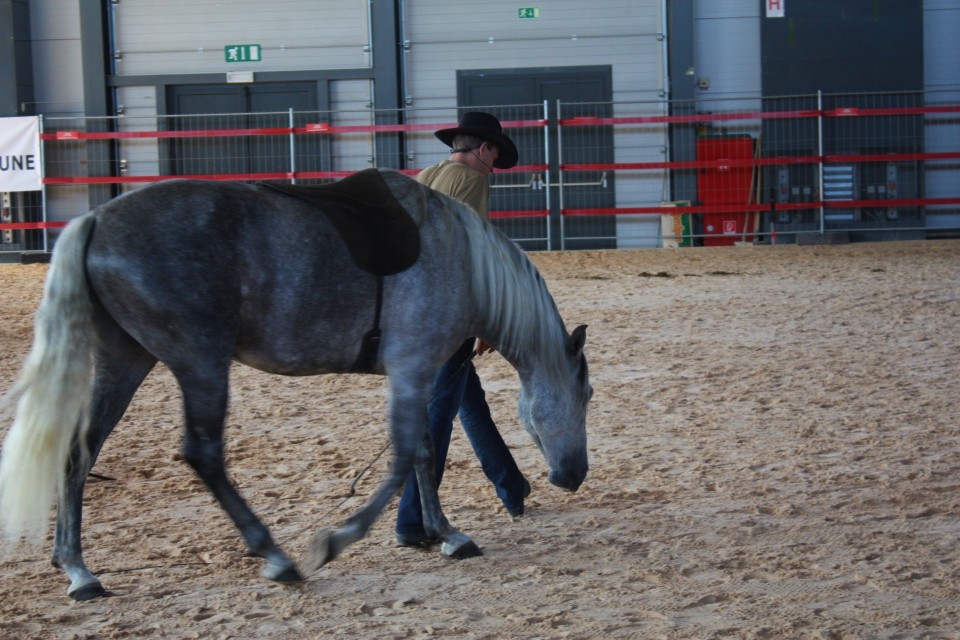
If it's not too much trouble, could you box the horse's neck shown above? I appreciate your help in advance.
[476,269,568,383]
[403,174,568,378]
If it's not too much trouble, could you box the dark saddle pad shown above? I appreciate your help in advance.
[258,169,420,276]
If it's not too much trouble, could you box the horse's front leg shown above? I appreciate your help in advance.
[302,379,429,571]
[304,451,485,567]
[405,341,482,559]
[302,452,412,571]
[302,373,480,571]
[412,445,482,559]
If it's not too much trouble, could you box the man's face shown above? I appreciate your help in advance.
[478,142,500,175]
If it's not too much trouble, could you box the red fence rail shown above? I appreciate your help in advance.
[6,97,959,245]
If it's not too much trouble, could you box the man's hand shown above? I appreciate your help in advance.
[475,338,495,356]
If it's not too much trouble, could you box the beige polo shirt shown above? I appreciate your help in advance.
[415,160,490,219]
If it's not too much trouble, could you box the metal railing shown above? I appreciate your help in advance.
[3,90,958,255]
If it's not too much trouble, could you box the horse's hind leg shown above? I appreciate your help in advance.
[53,340,157,601]
[175,367,302,584]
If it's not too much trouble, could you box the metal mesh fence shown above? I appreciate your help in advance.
[3,91,957,255]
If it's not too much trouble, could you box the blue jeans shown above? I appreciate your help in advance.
[395,339,527,537]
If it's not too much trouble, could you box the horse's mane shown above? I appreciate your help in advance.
[378,169,570,375]
[448,197,570,375]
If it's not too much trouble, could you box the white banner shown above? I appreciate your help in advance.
[0,116,42,192]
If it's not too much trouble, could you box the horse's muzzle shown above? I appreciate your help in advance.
[548,465,587,492]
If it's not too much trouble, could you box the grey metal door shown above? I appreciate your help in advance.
[457,66,614,250]
[165,82,325,180]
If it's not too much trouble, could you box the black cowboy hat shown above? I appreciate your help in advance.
[434,111,519,169]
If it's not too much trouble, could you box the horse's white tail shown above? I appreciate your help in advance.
[0,214,97,544]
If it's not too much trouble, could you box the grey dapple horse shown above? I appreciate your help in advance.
[0,169,591,600]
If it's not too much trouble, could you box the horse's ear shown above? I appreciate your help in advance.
[568,324,588,356]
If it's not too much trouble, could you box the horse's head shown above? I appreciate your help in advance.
[518,324,591,492]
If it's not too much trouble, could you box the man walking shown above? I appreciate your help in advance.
[396,112,531,547]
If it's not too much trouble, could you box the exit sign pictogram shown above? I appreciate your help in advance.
[225,44,261,63]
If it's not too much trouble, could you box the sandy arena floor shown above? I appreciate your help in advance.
[0,240,958,639]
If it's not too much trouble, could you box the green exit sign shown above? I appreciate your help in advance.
[518,7,540,19]
[225,44,261,63]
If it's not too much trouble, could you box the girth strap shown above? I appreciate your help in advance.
[350,275,384,373]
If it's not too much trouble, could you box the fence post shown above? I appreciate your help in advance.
[289,108,296,184]
[817,89,825,236]
[542,99,551,251]
[557,99,565,250]
[39,114,49,253]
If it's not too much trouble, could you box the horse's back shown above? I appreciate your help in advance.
[84,180,381,374]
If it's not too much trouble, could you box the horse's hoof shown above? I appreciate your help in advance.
[440,535,483,560]
[302,528,336,573]
[68,581,107,601]
[266,564,304,584]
